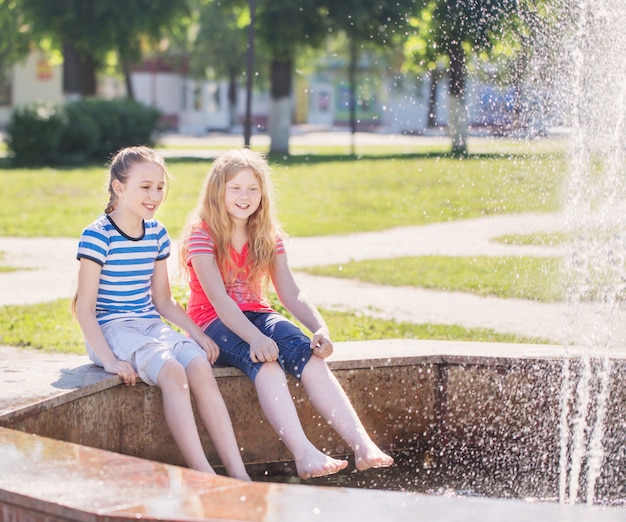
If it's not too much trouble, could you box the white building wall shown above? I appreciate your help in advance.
[0,51,63,126]
[132,72,182,115]
[12,51,63,107]
[379,77,431,133]
[307,83,335,126]
[179,80,231,134]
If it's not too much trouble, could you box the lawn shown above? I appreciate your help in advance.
[0,140,567,351]
[0,149,564,238]
[303,256,564,302]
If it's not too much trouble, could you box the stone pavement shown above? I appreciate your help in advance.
[1,211,625,347]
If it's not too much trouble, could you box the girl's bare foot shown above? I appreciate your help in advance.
[354,442,394,471]
[296,448,348,479]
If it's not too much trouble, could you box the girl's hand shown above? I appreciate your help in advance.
[311,329,333,359]
[196,333,220,364]
[249,334,279,363]
[104,359,138,386]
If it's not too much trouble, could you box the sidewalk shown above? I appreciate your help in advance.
[1,212,624,347]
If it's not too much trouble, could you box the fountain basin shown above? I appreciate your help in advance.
[1,339,625,520]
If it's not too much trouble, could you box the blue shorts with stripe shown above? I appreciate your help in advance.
[205,312,313,381]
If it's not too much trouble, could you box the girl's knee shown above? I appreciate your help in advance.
[301,356,332,382]
[255,361,288,386]
[186,357,218,386]
[303,354,326,371]
[157,359,188,388]
[257,361,285,378]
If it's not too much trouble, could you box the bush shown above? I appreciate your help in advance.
[6,102,65,166]
[57,101,101,164]
[6,98,162,166]
[81,99,161,160]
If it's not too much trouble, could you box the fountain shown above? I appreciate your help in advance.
[547,0,626,506]
[1,1,625,520]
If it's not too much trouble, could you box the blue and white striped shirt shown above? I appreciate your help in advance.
[76,214,171,325]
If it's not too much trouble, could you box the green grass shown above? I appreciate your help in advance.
[496,232,569,246]
[0,252,17,272]
[301,256,564,302]
[0,143,568,350]
[0,296,547,355]
[0,151,564,238]
[0,299,85,353]
[270,153,563,237]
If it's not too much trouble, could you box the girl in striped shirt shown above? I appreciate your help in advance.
[73,146,249,480]
[179,149,393,479]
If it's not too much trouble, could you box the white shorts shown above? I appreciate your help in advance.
[87,318,207,386]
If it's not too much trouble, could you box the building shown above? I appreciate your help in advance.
[1,49,524,137]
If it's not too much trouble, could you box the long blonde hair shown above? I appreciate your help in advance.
[179,149,282,289]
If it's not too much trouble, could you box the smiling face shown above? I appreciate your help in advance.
[113,161,166,222]
[224,167,262,226]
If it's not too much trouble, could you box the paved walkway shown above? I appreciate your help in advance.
[1,211,625,347]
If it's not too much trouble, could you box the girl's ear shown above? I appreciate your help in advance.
[111,179,125,197]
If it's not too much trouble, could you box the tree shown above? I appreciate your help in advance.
[189,0,253,129]
[0,0,31,73]
[254,0,328,154]
[405,0,520,156]
[0,0,31,104]
[18,0,189,99]
[323,0,420,153]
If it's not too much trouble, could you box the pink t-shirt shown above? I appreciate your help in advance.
[185,222,285,329]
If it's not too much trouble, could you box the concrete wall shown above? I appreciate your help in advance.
[3,341,624,494]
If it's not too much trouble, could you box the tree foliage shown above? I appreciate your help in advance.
[188,0,252,125]
[0,0,31,67]
[404,0,525,155]
[254,0,328,153]
[17,0,190,97]
[323,0,419,147]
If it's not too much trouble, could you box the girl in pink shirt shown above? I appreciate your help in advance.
[179,149,393,480]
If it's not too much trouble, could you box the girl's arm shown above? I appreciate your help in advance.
[271,251,333,359]
[150,259,220,363]
[190,254,279,363]
[74,258,138,385]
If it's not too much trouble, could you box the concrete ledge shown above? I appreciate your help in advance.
[4,425,626,522]
[4,339,622,421]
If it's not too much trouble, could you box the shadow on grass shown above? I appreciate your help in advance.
[0,150,564,170]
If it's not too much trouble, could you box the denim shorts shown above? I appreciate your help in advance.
[90,318,207,386]
[205,312,313,381]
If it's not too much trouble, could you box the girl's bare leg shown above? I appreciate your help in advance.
[157,359,216,473]
[301,357,394,471]
[255,362,348,479]
[186,358,251,481]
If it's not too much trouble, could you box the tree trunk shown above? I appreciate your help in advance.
[348,35,358,155]
[62,41,81,100]
[447,41,468,156]
[122,61,135,100]
[427,68,443,128]
[269,59,292,155]
[62,41,97,99]
[79,56,97,97]
[228,69,238,128]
